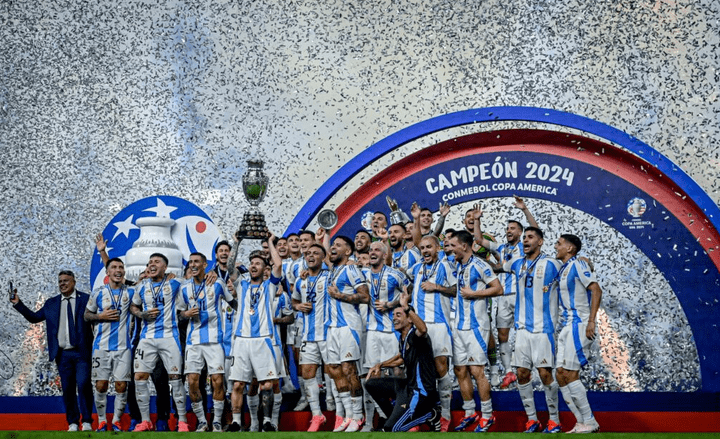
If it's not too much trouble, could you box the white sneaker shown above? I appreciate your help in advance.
[68,423,79,432]
[344,418,363,433]
[81,422,93,431]
[574,418,600,433]
[249,422,259,432]
[293,397,309,411]
[212,422,223,432]
[489,365,501,387]
[360,423,373,432]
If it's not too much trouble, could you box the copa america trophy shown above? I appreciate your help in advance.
[236,160,271,240]
[386,195,412,225]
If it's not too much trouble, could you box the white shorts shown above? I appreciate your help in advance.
[274,344,287,378]
[453,329,489,366]
[326,326,361,364]
[92,349,131,382]
[134,338,183,375]
[494,294,515,329]
[185,343,226,375]
[363,331,399,368]
[512,329,555,370]
[426,322,453,358]
[556,323,593,371]
[229,337,278,383]
[299,340,328,366]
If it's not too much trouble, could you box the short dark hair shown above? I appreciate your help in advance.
[508,220,524,231]
[374,211,388,221]
[420,207,432,214]
[215,240,231,254]
[249,251,269,266]
[58,270,75,278]
[333,235,355,254]
[105,257,124,269]
[308,243,327,256]
[560,234,582,254]
[149,253,169,266]
[453,230,474,247]
[355,230,371,240]
[444,228,456,236]
[299,230,315,239]
[524,226,544,240]
[286,232,299,240]
[189,252,207,263]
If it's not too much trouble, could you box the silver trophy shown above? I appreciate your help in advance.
[386,196,411,225]
[317,209,338,230]
[236,160,270,240]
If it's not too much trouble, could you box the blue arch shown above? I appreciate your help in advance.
[285,106,720,235]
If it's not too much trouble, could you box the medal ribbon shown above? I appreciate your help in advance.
[370,265,386,302]
[106,285,123,310]
[518,255,543,283]
[421,260,439,283]
[150,276,168,307]
[550,256,577,293]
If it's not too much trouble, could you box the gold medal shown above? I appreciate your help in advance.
[248,307,256,315]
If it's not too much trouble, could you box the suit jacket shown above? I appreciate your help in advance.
[14,291,93,362]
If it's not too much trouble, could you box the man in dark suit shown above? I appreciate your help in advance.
[11,270,94,431]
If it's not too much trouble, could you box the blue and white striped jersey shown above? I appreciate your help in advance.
[182,279,234,346]
[407,259,457,324]
[392,246,420,273]
[487,241,524,295]
[362,265,407,333]
[234,274,281,338]
[555,257,597,326]
[455,256,498,331]
[505,255,561,334]
[87,284,134,351]
[132,277,186,341]
[327,264,366,330]
[272,291,294,346]
[292,271,329,342]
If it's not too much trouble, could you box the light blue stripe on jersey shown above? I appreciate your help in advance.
[185,281,231,346]
[294,273,329,342]
[511,256,559,334]
[409,260,455,324]
[365,267,406,332]
[572,322,588,366]
[328,265,365,329]
[87,285,133,351]
[235,274,280,338]
[133,279,183,341]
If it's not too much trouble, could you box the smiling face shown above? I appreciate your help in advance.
[249,257,267,281]
[419,209,433,228]
[330,238,352,265]
[188,254,207,280]
[506,221,523,244]
[299,232,315,253]
[305,245,325,271]
[215,243,231,265]
[393,307,410,332]
[388,224,406,249]
[58,274,76,297]
[147,256,168,281]
[276,238,289,258]
[523,230,543,258]
[106,261,125,286]
[373,212,388,230]
[419,236,439,264]
[354,232,371,252]
[369,241,387,268]
[287,235,300,254]
[463,210,475,231]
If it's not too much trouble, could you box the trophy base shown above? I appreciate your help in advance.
[236,211,270,240]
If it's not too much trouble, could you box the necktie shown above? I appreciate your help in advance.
[66,298,77,347]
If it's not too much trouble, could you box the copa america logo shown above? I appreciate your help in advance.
[627,197,647,218]
[89,196,223,290]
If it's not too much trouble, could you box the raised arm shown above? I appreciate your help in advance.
[268,233,283,279]
[400,292,427,336]
[471,204,493,249]
[432,202,450,237]
[514,196,539,229]
[410,202,423,247]
[96,233,110,266]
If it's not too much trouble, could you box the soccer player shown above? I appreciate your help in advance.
[449,231,503,432]
[386,223,420,274]
[179,252,236,432]
[129,253,190,432]
[554,234,602,433]
[371,211,388,239]
[504,227,562,433]
[472,197,539,388]
[354,229,372,255]
[228,235,283,432]
[366,293,441,432]
[406,234,457,431]
[292,243,331,431]
[84,258,134,431]
[362,240,408,430]
[326,235,370,432]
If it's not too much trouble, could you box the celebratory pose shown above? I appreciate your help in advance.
[386,223,420,274]
[84,258,134,431]
[180,252,235,432]
[326,236,370,432]
[505,227,562,433]
[11,271,94,431]
[228,235,283,432]
[450,231,503,432]
[406,235,457,431]
[130,253,190,432]
[366,293,441,432]
[473,196,538,387]
[554,234,602,433]
[292,243,331,431]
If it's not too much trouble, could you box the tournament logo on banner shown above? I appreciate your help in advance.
[90,196,222,290]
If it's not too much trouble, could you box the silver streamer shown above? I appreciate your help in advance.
[1,0,717,396]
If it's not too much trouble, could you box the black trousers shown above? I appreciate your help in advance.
[55,349,93,425]
[365,376,440,432]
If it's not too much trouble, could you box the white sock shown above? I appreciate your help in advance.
[135,380,151,422]
[298,377,307,401]
[248,394,260,428]
[544,381,560,423]
[568,380,594,423]
[462,399,475,417]
[113,391,127,423]
[272,391,282,427]
[94,389,108,423]
[169,379,187,422]
[192,401,207,424]
[438,373,453,419]
[499,341,512,373]
[361,379,375,424]
[332,383,344,417]
[305,377,322,416]
[213,399,224,425]
[480,399,493,419]
[351,395,363,421]
[559,385,583,423]
[518,381,537,421]
[339,391,352,420]
[232,413,242,424]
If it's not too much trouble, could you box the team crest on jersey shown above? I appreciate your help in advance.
[90,196,223,291]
